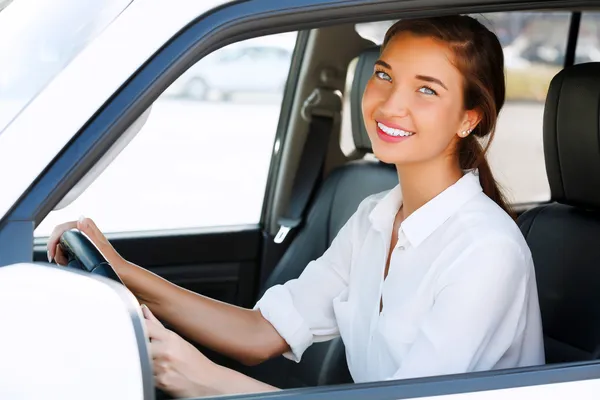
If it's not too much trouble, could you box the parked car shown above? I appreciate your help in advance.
[2,0,600,399]
[164,43,292,100]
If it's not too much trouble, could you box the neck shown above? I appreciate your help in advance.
[396,157,463,220]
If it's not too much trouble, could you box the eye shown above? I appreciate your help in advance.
[418,86,437,96]
[374,69,392,82]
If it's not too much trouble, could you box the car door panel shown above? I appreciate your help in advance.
[33,226,261,307]
[229,362,600,400]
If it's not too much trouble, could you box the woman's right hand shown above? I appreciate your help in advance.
[47,217,123,269]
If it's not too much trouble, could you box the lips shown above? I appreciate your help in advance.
[375,121,415,143]
[376,121,415,137]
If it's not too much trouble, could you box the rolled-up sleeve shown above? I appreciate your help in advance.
[254,207,361,362]
[388,237,531,380]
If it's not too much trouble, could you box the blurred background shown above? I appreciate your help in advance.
[0,6,592,236]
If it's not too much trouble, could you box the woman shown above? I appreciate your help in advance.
[47,15,545,398]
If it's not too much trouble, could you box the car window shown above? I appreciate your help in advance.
[575,13,600,64]
[353,12,574,205]
[34,32,298,236]
[219,48,245,62]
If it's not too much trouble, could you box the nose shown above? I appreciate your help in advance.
[377,85,410,118]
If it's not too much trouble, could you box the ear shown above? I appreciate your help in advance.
[457,108,483,138]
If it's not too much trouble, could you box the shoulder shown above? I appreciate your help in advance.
[356,188,393,212]
[452,193,529,255]
[339,186,398,234]
[436,194,533,281]
[340,185,399,221]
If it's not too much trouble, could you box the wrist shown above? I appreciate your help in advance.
[107,254,135,289]
[106,252,128,276]
[179,358,223,398]
[194,361,280,396]
[199,360,225,395]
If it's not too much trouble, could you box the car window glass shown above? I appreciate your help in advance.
[353,12,572,205]
[575,13,600,64]
[219,49,244,62]
[35,32,298,236]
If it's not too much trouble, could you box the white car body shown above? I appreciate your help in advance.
[1,0,600,399]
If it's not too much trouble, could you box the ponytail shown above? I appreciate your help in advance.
[459,136,515,219]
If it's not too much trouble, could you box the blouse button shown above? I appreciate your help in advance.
[398,245,405,251]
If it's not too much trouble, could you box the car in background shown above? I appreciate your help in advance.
[164,43,292,100]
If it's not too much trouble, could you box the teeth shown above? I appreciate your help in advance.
[377,122,414,137]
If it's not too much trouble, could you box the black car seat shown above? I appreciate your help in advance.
[248,47,395,388]
[518,63,600,364]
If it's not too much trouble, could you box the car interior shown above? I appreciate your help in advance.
[30,7,600,397]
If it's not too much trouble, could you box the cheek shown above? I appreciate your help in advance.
[361,80,379,119]
[412,97,460,140]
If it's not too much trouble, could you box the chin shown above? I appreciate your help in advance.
[371,144,410,166]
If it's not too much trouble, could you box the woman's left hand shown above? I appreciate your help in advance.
[142,305,218,398]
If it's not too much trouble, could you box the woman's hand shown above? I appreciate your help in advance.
[142,305,221,398]
[47,217,123,267]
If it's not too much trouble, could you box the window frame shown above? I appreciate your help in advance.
[33,30,303,237]
[3,0,600,397]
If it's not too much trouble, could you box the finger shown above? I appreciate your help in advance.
[149,339,173,364]
[153,361,172,391]
[141,304,162,324]
[144,317,167,342]
[78,217,111,251]
[47,221,77,262]
[77,217,100,245]
[53,243,68,266]
[148,339,164,360]
[78,217,122,264]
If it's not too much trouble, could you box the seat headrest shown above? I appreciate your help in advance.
[350,47,381,153]
[544,63,600,209]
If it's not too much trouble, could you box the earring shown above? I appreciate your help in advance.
[460,129,472,137]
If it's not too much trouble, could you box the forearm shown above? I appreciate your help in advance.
[116,259,288,365]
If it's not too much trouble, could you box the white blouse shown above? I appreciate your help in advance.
[255,170,545,383]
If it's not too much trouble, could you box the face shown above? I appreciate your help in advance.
[362,32,478,167]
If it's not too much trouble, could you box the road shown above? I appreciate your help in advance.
[35,97,548,237]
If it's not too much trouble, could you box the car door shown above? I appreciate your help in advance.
[4,1,600,400]
[28,35,303,312]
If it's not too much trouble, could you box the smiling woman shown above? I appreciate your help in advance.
[351,13,577,206]
[45,14,544,398]
[362,17,513,217]
[257,15,543,383]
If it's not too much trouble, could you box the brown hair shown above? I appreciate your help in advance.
[383,15,514,218]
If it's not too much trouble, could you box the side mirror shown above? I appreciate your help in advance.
[0,263,154,400]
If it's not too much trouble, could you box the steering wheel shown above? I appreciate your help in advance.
[59,229,124,285]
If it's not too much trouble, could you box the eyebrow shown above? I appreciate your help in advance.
[415,75,448,91]
[374,59,448,91]
[374,60,391,69]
